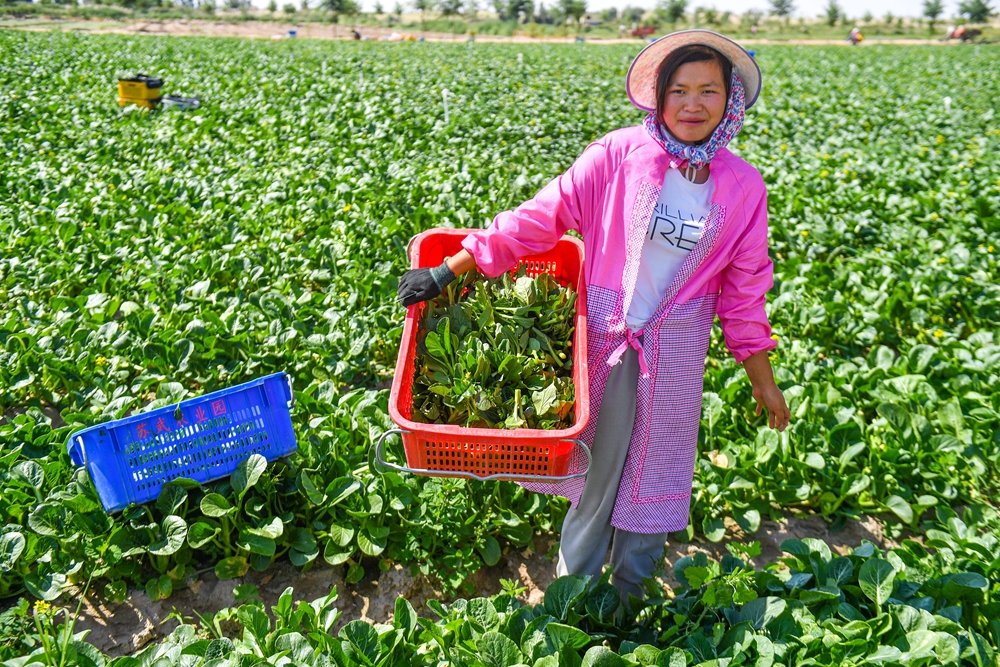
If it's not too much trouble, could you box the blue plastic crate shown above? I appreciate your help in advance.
[67,372,297,512]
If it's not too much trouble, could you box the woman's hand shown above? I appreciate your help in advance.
[741,349,791,432]
[753,383,790,431]
[396,250,479,307]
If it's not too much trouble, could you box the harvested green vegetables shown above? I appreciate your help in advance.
[412,267,577,429]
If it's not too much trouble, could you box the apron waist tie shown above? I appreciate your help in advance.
[607,328,650,379]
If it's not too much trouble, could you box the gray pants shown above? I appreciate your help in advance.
[556,345,669,603]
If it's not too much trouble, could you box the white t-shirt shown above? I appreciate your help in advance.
[625,168,715,331]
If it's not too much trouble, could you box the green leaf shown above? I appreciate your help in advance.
[858,558,896,608]
[546,623,590,651]
[476,535,502,566]
[739,597,786,630]
[393,597,418,639]
[149,516,188,556]
[0,532,26,572]
[214,557,250,580]
[155,483,188,516]
[477,631,523,667]
[104,581,127,604]
[531,384,558,416]
[543,576,588,621]
[468,597,500,630]
[11,460,44,488]
[340,620,378,665]
[187,521,220,549]
[200,493,234,517]
[581,646,626,667]
[585,583,620,624]
[231,454,267,496]
[325,476,362,506]
[885,495,914,524]
[357,528,387,556]
[237,529,276,556]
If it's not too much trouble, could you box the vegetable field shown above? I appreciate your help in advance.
[2,30,1000,666]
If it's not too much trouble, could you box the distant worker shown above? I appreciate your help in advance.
[848,26,863,45]
[619,23,627,38]
[750,24,758,34]
[352,28,362,40]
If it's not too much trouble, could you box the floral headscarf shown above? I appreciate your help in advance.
[643,70,746,171]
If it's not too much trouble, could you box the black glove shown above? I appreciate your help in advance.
[397,261,457,307]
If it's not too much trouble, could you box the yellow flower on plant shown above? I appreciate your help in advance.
[33,600,51,615]
[96,356,108,366]
[934,329,945,339]
[938,258,946,263]
[343,204,351,212]
[820,170,829,178]
[770,334,779,341]
[801,230,809,237]
[989,246,995,252]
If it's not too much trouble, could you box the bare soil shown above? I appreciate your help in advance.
[71,512,897,657]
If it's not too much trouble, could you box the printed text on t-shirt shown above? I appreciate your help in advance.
[648,203,706,251]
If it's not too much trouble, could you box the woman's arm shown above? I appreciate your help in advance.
[742,349,790,431]
[446,249,478,276]
[715,190,789,431]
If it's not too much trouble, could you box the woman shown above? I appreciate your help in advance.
[397,30,790,602]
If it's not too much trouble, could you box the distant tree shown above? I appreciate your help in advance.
[958,0,995,22]
[599,6,616,20]
[202,0,215,13]
[883,10,893,24]
[741,7,763,27]
[374,0,383,11]
[267,0,277,10]
[282,2,295,12]
[495,0,531,20]
[655,0,686,27]
[413,0,432,26]
[439,0,462,15]
[923,0,943,30]
[534,1,553,22]
[621,4,644,21]
[464,0,479,18]
[768,0,793,18]
[823,0,840,26]
[322,0,358,19]
[861,9,872,22]
[700,5,719,24]
[557,0,585,24]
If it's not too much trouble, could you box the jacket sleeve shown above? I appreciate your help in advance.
[716,189,778,364]
[461,140,608,278]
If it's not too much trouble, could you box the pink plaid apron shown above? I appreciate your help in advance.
[462,125,776,533]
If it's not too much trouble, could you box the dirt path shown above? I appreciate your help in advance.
[68,512,896,656]
[2,18,961,45]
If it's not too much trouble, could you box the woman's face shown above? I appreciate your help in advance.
[660,59,727,145]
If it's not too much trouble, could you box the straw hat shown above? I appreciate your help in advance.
[626,29,762,112]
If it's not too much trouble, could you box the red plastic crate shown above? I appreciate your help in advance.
[382,228,590,481]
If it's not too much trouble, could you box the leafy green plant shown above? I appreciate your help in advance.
[413,268,577,429]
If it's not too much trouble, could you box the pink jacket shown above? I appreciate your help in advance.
[461,125,776,533]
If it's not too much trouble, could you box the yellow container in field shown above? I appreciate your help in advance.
[118,97,160,110]
[117,75,163,101]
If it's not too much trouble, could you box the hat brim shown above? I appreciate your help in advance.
[626,29,762,113]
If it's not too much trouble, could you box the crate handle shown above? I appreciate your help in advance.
[285,373,295,408]
[73,435,90,469]
[373,429,592,483]
[405,233,419,263]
